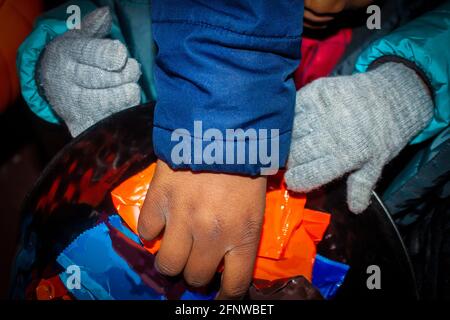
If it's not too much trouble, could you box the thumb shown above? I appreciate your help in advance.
[79,7,112,38]
[346,160,384,214]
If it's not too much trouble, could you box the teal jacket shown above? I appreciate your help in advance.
[354,1,450,205]
[355,2,449,145]
[17,1,450,203]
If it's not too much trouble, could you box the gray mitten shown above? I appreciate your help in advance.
[285,62,433,214]
[39,7,141,136]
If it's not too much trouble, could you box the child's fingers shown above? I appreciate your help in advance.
[74,83,140,116]
[216,249,256,300]
[183,240,224,287]
[72,58,141,89]
[65,38,128,71]
[155,217,193,277]
[137,188,167,241]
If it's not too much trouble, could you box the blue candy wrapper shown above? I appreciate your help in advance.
[312,254,350,299]
[57,215,216,300]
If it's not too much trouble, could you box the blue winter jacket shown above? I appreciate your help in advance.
[17,0,304,176]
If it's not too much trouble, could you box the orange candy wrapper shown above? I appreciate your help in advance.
[111,164,330,281]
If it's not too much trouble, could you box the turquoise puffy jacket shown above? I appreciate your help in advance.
[353,1,450,207]
[355,2,449,145]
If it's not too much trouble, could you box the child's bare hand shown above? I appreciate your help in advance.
[138,160,267,299]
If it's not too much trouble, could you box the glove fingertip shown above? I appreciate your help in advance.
[80,7,112,38]
[126,83,142,107]
[347,195,371,214]
[104,40,128,71]
[284,168,312,193]
[346,163,382,214]
[126,59,143,82]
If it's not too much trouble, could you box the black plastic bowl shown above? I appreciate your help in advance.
[9,103,418,299]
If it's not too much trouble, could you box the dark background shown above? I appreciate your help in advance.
[0,95,71,299]
[0,0,70,299]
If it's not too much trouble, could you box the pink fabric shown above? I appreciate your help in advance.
[295,28,352,89]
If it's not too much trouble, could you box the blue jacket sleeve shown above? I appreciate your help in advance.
[152,0,303,176]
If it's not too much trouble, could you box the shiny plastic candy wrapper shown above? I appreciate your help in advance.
[45,166,340,300]
[57,215,215,300]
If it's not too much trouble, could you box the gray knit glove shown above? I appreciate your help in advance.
[285,62,433,214]
[39,7,141,137]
